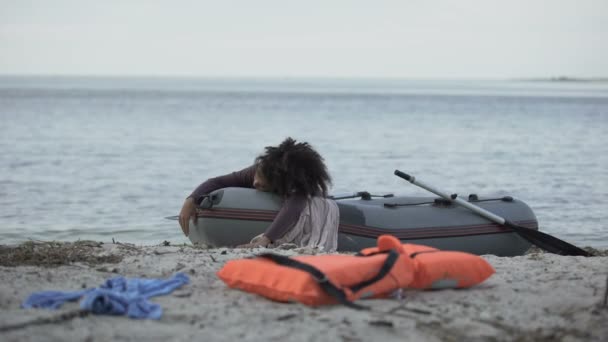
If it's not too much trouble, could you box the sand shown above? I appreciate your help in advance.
[1,241,607,342]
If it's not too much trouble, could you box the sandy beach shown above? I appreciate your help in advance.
[1,241,607,342]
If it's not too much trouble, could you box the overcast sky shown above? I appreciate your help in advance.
[0,0,606,78]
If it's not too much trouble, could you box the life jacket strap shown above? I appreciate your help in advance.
[349,249,399,293]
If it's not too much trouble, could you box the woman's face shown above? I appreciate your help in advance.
[253,167,270,192]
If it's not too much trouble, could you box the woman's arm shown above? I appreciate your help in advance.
[180,165,256,236]
[237,194,308,248]
[264,194,307,241]
[184,165,308,245]
[189,165,256,204]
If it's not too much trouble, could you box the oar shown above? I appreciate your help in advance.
[394,170,590,257]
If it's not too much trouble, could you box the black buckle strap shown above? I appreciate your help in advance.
[349,249,399,293]
[257,249,400,310]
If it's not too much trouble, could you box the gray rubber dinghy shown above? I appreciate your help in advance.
[187,187,537,256]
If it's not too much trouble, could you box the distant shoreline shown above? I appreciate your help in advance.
[512,76,608,83]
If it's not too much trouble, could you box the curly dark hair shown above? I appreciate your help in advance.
[255,137,331,198]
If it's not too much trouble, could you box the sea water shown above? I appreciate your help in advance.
[1,76,606,247]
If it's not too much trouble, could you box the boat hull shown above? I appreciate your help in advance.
[188,187,537,256]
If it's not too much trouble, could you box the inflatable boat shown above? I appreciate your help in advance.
[187,187,538,256]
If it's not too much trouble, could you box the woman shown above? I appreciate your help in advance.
[179,137,339,251]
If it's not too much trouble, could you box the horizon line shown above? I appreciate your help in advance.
[1,73,608,83]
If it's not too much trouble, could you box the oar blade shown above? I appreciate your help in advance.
[506,222,590,257]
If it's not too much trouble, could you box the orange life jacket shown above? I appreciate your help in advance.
[358,235,495,290]
[217,235,494,308]
[217,243,415,308]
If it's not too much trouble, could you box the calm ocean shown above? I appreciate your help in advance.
[1,76,606,247]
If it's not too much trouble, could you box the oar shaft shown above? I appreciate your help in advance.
[394,170,507,225]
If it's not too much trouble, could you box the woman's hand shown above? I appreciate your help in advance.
[237,235,271,248]
[179,197,197,236]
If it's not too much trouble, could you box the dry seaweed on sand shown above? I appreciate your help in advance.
[525,245,608,257]
[0,240,122,267]
[581,246,608,257]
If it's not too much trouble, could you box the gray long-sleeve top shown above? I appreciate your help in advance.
[188,165,307,241]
